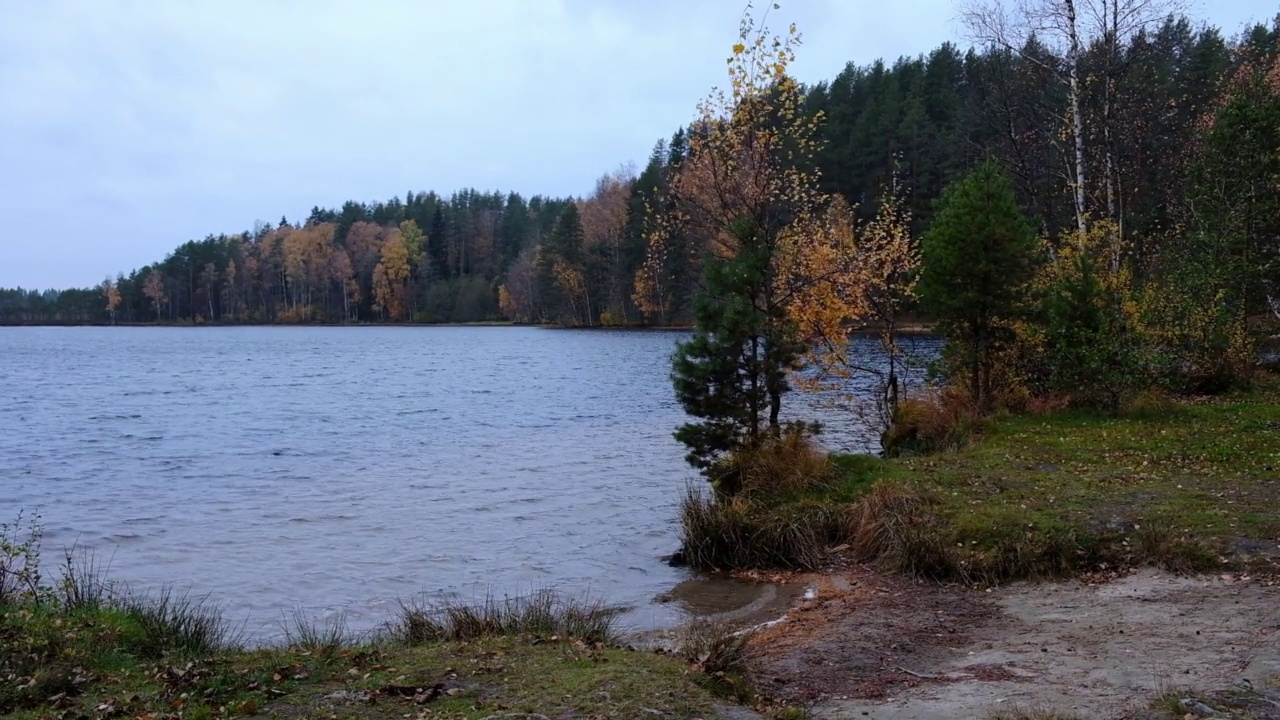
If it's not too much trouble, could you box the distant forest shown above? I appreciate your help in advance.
[3,14,1278,326]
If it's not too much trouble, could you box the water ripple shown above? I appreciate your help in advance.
[0,326,938,637]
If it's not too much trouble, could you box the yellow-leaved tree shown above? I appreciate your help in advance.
[640,3,905,473]
[143,270,166,321]
[373,229,410,321]
[100,278,121,325]
[783,177,920,431]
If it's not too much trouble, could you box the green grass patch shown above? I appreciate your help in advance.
[683,375,1280,580]
[0,597,722,720]
[845,376,1280,581]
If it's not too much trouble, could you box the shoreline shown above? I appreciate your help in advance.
[0,321,939,334]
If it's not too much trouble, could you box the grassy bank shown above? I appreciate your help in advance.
[866,376,1280,580]
[0,588,736,720]
[681,373,1280,581]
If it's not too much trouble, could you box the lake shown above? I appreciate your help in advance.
[0,326,939,639]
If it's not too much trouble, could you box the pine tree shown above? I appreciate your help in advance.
[919,159,1038,408]
[671,219,804,492]
[536,204,590,325]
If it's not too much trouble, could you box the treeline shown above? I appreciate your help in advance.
[3,13,1277,326]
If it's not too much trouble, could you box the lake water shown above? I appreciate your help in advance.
[0,326,938,639]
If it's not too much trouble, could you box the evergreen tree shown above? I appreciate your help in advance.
[428,206,450,280]
[536,204,590,324]
[919,159,1038,408]
[671,219,804,492]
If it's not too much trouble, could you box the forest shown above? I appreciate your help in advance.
[2,11,1277,328]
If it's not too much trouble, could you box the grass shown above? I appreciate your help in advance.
[684,373,1280,581]
[117,587,243,658]
[677,432,877,571]
[1147,686,1280,719]
[389,588,619,645]
[282,607,351,657]
[0,534,727,720]
[859,375,1280,581]
[0,591,725,720]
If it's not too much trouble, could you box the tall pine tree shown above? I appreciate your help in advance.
[919,159,1038,408]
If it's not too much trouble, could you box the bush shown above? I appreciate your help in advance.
[1124,388,1177,418]
[880,387,982,457]
[1140,262,1255,393]
[1031,246,1148,411]
[846,483,958,578]
[0,510,44,607]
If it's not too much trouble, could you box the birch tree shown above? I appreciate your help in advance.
[959,0,1183,241]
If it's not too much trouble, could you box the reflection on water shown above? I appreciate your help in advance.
[0,326,937,639]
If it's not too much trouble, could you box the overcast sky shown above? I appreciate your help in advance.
[0,0,1271,288]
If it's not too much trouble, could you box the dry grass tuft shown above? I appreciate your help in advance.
[731,427,837,499]
[390,589,618,646]
[881,387,983,457]
[677,487,830,571]
[677,618,756,676]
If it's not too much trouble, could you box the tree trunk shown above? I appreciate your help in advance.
[749,335,761,445]
[971,325,982,406]
[1066,0,1088,235]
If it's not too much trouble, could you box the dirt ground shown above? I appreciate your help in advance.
[748,567,1280,719]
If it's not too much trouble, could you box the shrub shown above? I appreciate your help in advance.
[677,618,755,675]
[0,510,44,607]
[846,483,958,578]
[880,387,982,457]
[1140,264,1255,393]
[1124,388,1177,418]
[1030,240,1148,411]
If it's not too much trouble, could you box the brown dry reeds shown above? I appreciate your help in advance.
[881,387,983,457]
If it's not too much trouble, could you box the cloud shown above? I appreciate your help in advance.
[0,0,1271,287]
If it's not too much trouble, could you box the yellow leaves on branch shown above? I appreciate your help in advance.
[143,270,166,318]
[637,3,919,392]
[778,188,919,386]
[552,258,589,326]
[636,3,821,318]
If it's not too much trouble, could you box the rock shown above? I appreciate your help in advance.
[1238,650,1280,687]
[713,703,768,720]
[1178,697,1219,717]
[322,690,373,705]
